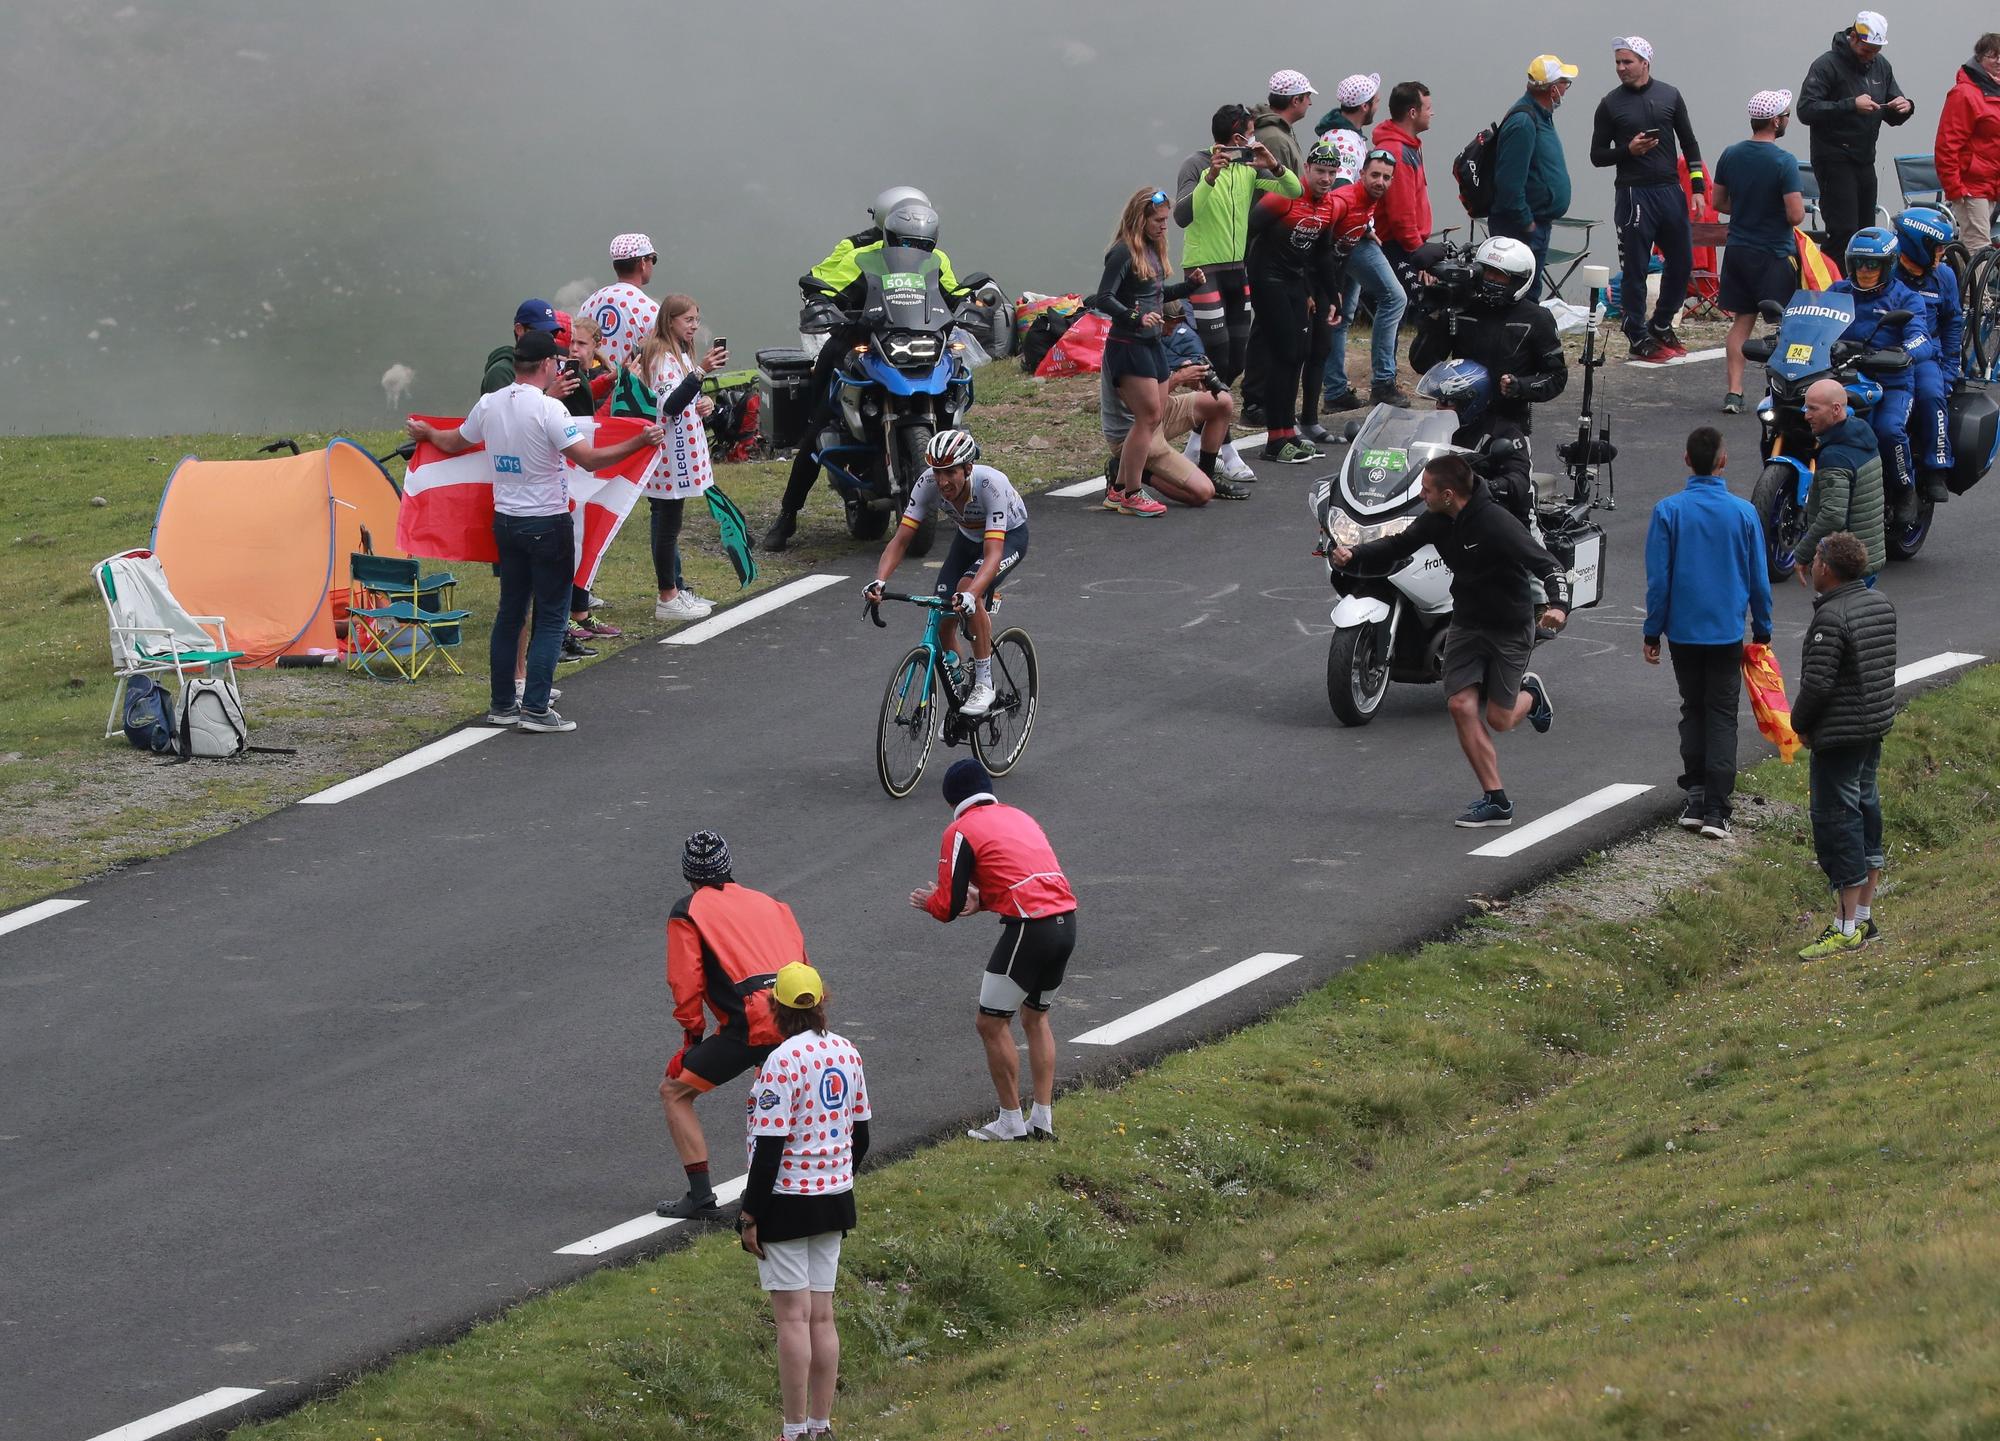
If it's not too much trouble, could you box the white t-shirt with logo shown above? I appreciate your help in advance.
[580,281,659,370]
[457,383,583,518]
[744,1030,871,1197]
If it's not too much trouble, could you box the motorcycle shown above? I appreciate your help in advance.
[1742,290,1920,576]
[799,254,993,556]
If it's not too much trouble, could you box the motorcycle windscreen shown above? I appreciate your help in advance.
[1769,289,1856,383]
[1341,407,1460,512]
[875,246,955,329]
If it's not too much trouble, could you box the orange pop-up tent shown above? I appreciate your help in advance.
[150,440,405,666]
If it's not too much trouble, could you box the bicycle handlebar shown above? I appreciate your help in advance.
[862,588,948,628]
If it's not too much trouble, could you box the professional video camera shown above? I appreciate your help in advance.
[1399,238,1484,331]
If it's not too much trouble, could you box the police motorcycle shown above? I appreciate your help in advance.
[798,218,991,554]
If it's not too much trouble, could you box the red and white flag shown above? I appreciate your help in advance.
[395,415,656,585]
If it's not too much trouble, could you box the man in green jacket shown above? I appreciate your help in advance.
[1252,69,1315,177]
[1173,103,1299,384]
[1491,55,1579,301]
[1796,378,1887,585]
[481,299,565,396]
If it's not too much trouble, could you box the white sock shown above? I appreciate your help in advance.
[808,1419,831,1434]
[1220,438,1244,465]
[1855,904,1872,921]
[1029,1103,1053,1131]
[974,657,992,686]
[1183,432,1201,460]
[784,1423,808,1439]
[998,1106,1024,1128]
[1838,918,1857,936]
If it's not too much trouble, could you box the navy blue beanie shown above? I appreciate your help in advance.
[941,759,993,808]
[682,829,733,885]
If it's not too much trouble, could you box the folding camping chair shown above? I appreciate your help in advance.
[94,548,244,738]
[1541,217,1600,300]
[1894,155,1946,211]
[345,554,470,681]
[1797,163,1825,235]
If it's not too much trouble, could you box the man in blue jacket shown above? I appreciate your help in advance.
[1492,54,1578,300]
[1643,427,1774,838]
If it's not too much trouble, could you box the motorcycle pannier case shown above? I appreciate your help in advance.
[1548,520,1608,610]
[757,347,816,451]
[1948,381,1997,496]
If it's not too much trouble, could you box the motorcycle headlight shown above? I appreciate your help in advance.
[1359,515,1416,545]
[1326,510,1362,547]
[883,332,940,365]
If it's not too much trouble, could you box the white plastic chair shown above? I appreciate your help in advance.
[93,548,243,738]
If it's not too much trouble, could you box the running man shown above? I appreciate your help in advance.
[910,759,1077,1143]
[863,429,1027,718]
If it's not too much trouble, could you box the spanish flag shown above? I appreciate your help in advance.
[1795,228,1843,291]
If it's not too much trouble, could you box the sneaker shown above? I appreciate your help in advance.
[1630,337,1672,364]
[513,681,562,702]
[654,592,713,621]
[1116,489,1168,517]
[759,509,799,552]
[1321,389,1364,413]
[518,707,577,733]
[1797,923,1865,962]
[655,1189,723,1220]
[1861,917,1881,943]
[1722,392,1745,414]
[573,613,623,639]
[1699,815,1732,840]
[559,636,597,661]
[486,704,521,727]
[1678,795,1705,832]
[1212,478,1253,500]
[1262,439,1319,465]
[1369,382,1414,406]
[967,1115,1030,1142]
[1657,332,1689,358]
[1301,423,1335,444]
[1455,796,1515,828]
[1521,671,1554,733]
[960,681,996,716]
[1101,485,1127,511]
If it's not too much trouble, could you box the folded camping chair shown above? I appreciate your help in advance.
[94,548,244,738]
[1894,154,1945,211]
[1797,164,1824,236]
[345,553,470,681]
[1541,217,1600,300]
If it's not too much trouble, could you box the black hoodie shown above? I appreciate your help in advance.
[1346,481,1571,629]
[1798,28,1911,159]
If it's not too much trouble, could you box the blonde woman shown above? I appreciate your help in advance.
[635,295,729,621]
[1087,189,1204,517]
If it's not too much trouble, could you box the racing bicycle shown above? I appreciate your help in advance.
[864,590,1038,798]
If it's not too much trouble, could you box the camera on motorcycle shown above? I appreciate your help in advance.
[1757,299,1786,325]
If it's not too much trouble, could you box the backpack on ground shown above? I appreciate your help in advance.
[1019,307,1076,373]
[1452,115,1507,220]
[121,674,177,754]
[178,675,248,758]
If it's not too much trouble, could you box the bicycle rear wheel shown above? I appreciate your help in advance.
[1971,247,2000,378]
[971,628,1039,777]
[876,646,939,798]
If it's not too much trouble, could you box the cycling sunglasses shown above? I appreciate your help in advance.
[1366,148,1398,166]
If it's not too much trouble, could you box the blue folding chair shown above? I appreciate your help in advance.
[346,554,470,681]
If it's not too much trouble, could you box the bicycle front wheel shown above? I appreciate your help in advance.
[876,646,939,798]
[972,628,1039,777]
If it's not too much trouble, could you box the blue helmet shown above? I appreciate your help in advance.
[1416,359,1493,424]
[1844,226,1900,297]
[1891,207,1955,272]
[1844,372,1883,417]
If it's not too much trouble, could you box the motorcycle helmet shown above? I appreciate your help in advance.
[924,428,980,468]
[1844,226,1900,297]
[1844,372,1884,416]
[1416,359,1494,423]
[1472,236,1538,305]
[883,199,941,252]
[870,185,932,229]
[1891,207,1954,272]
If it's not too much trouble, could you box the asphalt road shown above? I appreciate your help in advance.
[4,358,1995,1441]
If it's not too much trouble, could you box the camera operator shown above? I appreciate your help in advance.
[1405,236,1568,434]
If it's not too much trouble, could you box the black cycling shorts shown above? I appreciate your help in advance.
[674,1032,773,1094]
[978,912,1077,1017]
[935,526,1028,605]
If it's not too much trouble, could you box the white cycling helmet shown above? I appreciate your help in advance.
[1471,236,1538,304]
[870,185,932,228]
[924,429,980,468]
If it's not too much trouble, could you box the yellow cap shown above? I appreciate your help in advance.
[773,961,824,1008]
[1527,54,1580,85]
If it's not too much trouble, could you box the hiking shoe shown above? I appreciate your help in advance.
[655,592,713,621]
[1322,389,1364,413]
[1630,337,1672,363]
[1679,795,1705,832]
[1722,391,1745,414]
[1302,423,1336,444]
[1455,796,1515,828]
[1212,478,1253,500]
[518,707,577,733]
[559,636,597,661]
[655,1190,724,1220]
[1521,671,1554,733]
[1116,489,1168,517]
[1699,815,1732,840]
[1369,381,1414,406]
[968,1115,1030,1142]
[1797,923,1864,961]
[513,681,562,702]
[759,509,799,552]
[1262,439,1319,465]
[573,613,623,639]
[960,681,996,717]
[486,704,522,726]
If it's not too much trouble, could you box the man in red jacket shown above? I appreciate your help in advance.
[1372,81,1435,274]
[910,760,1078,1143]
[1937,33,2000,249]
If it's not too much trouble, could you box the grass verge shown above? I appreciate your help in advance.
[226,665,2000,1440]
[0,365,1104,912]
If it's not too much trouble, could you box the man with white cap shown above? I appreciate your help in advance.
[1713,91,1808,412]
[1253,68,1315,178]
[1491,55,1579,300]
[1591,38,1707,363]
[579,233,661,371]
[1799,11,1913,257]
[1314,71,1411,409]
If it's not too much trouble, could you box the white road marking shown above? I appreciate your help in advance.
[1071,952,1304,1046]
[1469,782,1654,858]
[661,574,848,646]
[1050,433,1271,497]
[554,1174,748,1256]
[84,1388,264,1441]
[1895,651,1983,687]
[1622,346,1725,369]
[297,729,502,806]
[0,897,87,938]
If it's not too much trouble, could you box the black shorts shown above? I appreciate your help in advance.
[1102,335,1171,384]
[674,1032,773,1094]
[978,912,1077,1017]
[935,526,1028,604]
[1718,246,1799,317]
[1442,620,1536,710]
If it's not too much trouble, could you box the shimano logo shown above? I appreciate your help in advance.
[1785,303,1851,322]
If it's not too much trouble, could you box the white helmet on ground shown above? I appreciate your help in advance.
[924,429,980,468]
[871,186,932,228]
[1472,235,1538,304]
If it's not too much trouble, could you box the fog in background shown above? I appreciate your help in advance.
[1,0,1982,437]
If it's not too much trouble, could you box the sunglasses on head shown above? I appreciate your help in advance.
[1367,148,1397,165]
[1150,190,1168,205]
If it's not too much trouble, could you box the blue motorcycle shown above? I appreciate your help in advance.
[799,254,988,554]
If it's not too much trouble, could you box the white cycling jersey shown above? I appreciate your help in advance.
[902,463,1029,541]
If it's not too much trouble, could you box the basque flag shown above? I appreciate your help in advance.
[396,415,656,586]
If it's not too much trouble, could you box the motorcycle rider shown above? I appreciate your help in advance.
[1829,226,1935,518]
[1407,235,1569,434]
[763,188,970,552]
[1890,207,1964,505]
[1416,360,1534,524]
